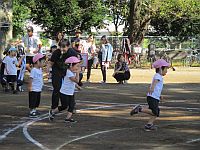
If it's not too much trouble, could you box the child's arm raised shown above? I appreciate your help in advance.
[148,79,159,95]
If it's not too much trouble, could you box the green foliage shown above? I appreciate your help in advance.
[104,0,129,34]
[25,0,108,38]
[13,0,30,38]
[150,0,200,41]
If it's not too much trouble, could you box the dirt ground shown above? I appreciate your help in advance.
[0,67,199,150]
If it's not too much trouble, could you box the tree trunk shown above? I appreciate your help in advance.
[127,0,151,45]
[0,0,13,59]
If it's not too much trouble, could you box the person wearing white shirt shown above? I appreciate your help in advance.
[3,47,24,94]
[49,56,81,123]
[130,59,170,131]
[22,26,42,71]
[85,35,96,82]
[28,53,45,118]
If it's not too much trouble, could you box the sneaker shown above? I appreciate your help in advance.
[36,110,41,115]
[124,80,128,84]
[144,124,157,131]
[100,81,106,84]
[5,88,9,92]
[29,111,38,118]
[86,79,91,83]
[130,104,141,116]
[64,118,77,123]
[48,110,55,121]
[13,90,18,94]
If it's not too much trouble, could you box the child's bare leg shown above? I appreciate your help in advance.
[141,107,154,115]
[141,106,157,124]
[147,115,157,125]
[13,82,17,91]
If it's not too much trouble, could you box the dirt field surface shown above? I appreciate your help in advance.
[0,67,199,150]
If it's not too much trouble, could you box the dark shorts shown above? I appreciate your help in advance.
[29,91,41,109]
[147,96,160,117]
[26,56,33,64]
[58,93,75,113]
[6,75,17,83]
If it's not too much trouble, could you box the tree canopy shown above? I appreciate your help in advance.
[150,0,200,41]
[12,0,200,43]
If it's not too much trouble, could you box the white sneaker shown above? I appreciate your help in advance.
[86,79,91,83]
[100,81,106,84]
[124,80,128,84]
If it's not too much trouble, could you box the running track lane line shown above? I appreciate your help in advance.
[22,104,131,150]
[0,113,48,141]
[1,100,200,141]
[56,128,131,150]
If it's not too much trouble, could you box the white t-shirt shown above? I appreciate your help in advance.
[22,34,40,56]
[60,70,76,96]
[147,73,163,100]
[3,56,18,75]
[30,68,43,92]
[84,42,96,60]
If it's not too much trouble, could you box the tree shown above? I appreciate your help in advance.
[150,0,200,41]
[23,0,108,38]
[13,0,30,38]
[125,0,161,45]
[104,0,129,35]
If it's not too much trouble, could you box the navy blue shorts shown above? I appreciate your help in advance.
[147,96,160,117]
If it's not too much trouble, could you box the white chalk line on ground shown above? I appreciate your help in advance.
[77,100,200,111]
[56,128,131,150]
[186,138,200,144]
[22,102,200,150]
[0,102,127,142]
[0,113,48,141]
[0,100,199,149]
[22,104,133,150]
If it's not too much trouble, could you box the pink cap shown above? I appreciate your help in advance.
[32,53,44,63]
[152,59,170,68]
[65,56,80,64]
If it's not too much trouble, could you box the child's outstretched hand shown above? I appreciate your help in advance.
[76,84,82,91]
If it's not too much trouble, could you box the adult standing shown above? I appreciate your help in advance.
[51,31,64,48]
[49,39,78,120]
[71,29,82,53]
[85,35,96,82]
[71,29,84,86]
[22,26,42,72]
[98,35,113,84]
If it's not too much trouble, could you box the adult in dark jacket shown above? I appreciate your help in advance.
[49,39,78,119]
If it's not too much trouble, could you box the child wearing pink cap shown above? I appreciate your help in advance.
[28,53,45,118]
[130,59,170,131]
[49,56,81,123]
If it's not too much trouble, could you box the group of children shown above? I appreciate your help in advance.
[0,36,170,131]
[0,47,24,94]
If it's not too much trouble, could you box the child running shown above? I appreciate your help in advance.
[28,53,45,118]
[49,56,81,123]
[130,59,170,131]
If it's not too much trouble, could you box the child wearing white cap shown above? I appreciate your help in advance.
[3,47,24,94]
[130,59,170,131]
[49,56,81,123]
[28,53,45,118]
